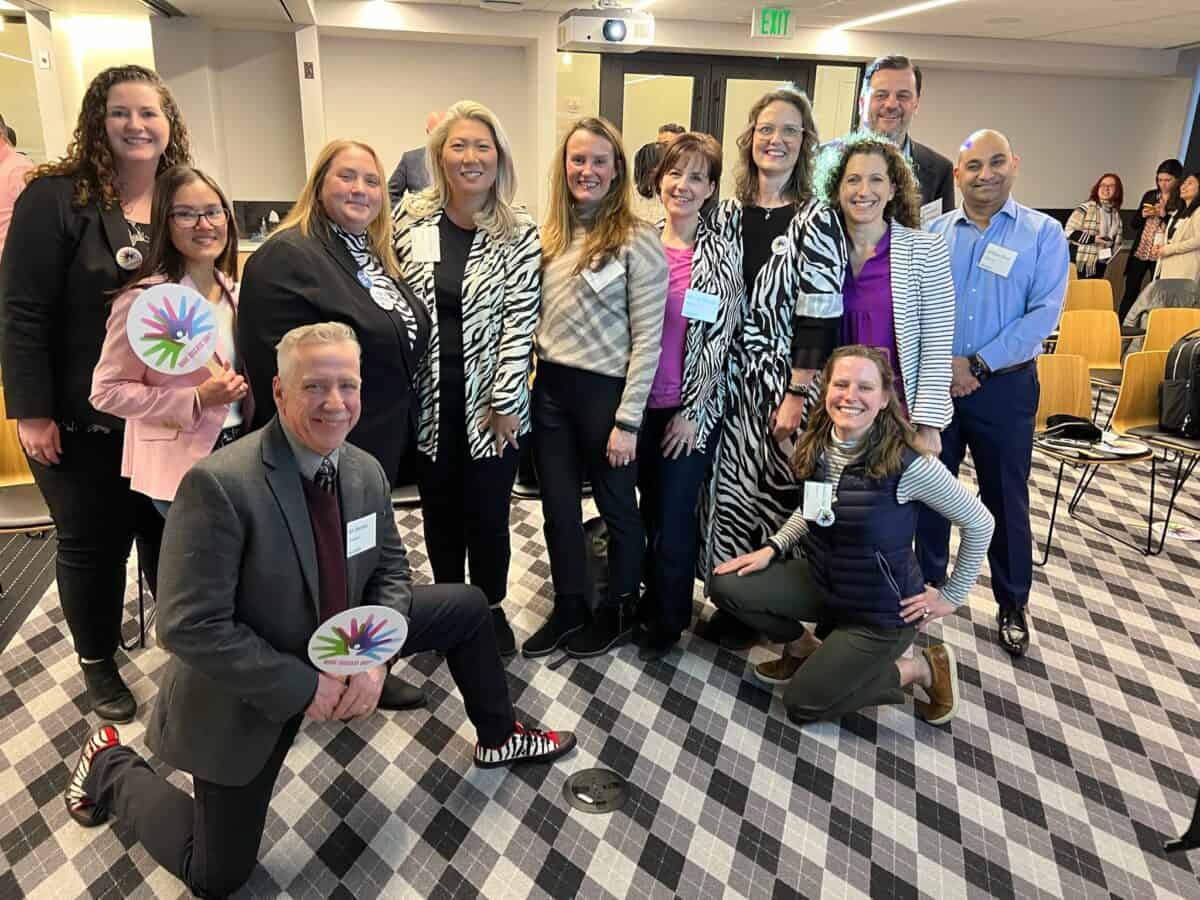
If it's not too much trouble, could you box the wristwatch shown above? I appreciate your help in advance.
[968,353,990,381]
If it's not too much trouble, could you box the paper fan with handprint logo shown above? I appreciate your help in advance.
[307,605,408,674]
[125,283,221,375]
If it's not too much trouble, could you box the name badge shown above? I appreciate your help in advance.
[802,481,835,524]
[919,200,942,229]
[978,242,1017,278]
[582,257,625,294]
[1098,247,1113,262]
[412,226,441,263]
[346,512,377,558]
[681,288,720,323]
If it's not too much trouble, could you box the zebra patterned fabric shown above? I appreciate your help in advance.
[393,207,542,461]
[331,223,420,352]
[700,198,849,575]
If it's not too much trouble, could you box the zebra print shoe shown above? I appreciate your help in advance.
[474,722,577,769]
[65,725,121,826]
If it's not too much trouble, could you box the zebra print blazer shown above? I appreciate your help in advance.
[393,206,542,461]
[657,216,744,452]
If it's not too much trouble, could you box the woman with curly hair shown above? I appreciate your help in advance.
[0,65,191,722]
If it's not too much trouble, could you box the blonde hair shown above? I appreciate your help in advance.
[275,140,400,278]
[733,88,819,207]
[275,322,361,383]
[404,100,521,242]
[542,117,637,272]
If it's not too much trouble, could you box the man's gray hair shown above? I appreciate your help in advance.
[275,322,360,382]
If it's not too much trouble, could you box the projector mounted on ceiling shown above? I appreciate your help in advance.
[558,4,655,54]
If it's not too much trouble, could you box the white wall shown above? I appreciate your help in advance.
[0,23,43,161]
[319,35,537,210]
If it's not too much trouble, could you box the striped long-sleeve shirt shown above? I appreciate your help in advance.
[766,437,994,605]
[534,220,668,429]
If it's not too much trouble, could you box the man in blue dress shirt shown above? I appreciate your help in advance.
[916,129,1069,657]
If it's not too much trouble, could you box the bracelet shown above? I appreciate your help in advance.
[614,421,640,435]
[785,384,806,397]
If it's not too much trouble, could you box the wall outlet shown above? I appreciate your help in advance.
[303,61,314,79]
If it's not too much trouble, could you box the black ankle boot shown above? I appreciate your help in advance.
[565,598,634,658]
[522,597,585,658]
[80,658,136,723]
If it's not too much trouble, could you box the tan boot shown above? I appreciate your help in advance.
[915,644,959,725]
[754,649,807,686]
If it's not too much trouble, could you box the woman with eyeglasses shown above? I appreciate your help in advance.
[91,166,250,517]
[698,87,848,650]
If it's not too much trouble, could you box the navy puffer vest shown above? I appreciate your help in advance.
[800,446,923,629]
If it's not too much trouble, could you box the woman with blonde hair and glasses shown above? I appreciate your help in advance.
[522,117,668,661]
[393,100,541,656]
[238,138,430,711]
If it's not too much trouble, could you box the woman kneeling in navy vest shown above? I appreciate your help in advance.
[710,345,993,726]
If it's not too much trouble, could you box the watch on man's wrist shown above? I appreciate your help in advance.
[968,353,990,381]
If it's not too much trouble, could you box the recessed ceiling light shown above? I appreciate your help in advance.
[985,17,1021,24]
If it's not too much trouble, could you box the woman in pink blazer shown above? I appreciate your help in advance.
[91,166,250,514]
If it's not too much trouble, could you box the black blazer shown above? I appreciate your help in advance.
[237,224,431,485]
[0,175,145,427]
[911,139,956,215]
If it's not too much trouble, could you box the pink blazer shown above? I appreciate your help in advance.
[90,272,252,501]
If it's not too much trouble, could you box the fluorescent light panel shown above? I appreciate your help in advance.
[834,0,968,32]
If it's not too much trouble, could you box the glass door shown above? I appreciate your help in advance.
[599,55,710,151]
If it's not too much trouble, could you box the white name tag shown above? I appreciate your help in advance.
[1098,247,1113,262]
[919,200,942,229]
[978,242,1017,278]
[681,288,720,323]
[802,481,834,522]
[412,226,440,263]
[582,257,624,294]
[346,513,377,558]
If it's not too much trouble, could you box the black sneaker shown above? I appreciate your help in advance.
[474,722,577,768]
[66,725,121,826]
[80,658,136,723]
[491,606,517,658]
[695,610,757,651]
[566,604,632,658]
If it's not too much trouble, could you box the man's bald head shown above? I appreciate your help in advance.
[425,110,444,134]
[957,129,1013,165]
[954,129,1020,214]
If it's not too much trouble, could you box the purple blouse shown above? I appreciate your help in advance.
[841,228,907,411]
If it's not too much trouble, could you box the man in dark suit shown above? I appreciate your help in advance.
[387,110,442,206]
[63,323,576,898]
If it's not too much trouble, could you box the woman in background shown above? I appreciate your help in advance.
[1152,171,1200,282]
[1119,159,1181,319]
[1065,173,1123,280]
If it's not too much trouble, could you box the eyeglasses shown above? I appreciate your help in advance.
[755,124,805,141]
[169,207,228,227]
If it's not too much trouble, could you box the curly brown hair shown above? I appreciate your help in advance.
[31,65,192,209]
[733,88,819,207]
[813,132,921,228]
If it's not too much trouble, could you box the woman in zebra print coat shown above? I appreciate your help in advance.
[393,101,541,657]
[699,88,849,649]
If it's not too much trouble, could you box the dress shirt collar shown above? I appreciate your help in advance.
[279,420,341,482]
[949,195,1020,231]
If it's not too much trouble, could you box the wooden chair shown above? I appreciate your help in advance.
[1067,264,1078,282]
[1035,354,1090,431]
[1062,279,1113,313]
[1110,350,1167,435]
[1054,309,1123,420]
[0,388,34,488]
[1142,307,1200,353]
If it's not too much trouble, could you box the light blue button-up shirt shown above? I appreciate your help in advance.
[928,196,1069,371]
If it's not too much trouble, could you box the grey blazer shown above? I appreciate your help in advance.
[145,417,413,787]
[388,147,431,207]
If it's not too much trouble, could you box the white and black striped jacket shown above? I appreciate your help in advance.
[393,207,542,461]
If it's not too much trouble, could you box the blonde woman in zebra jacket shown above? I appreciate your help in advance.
[393,101,541,657]
[636,133,743,662]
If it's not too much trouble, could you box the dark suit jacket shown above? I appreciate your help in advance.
[911,139,956,215]
[237,224,431,485]
[387,147,431,207]
[146,417,413,786]
[0,175,145,427]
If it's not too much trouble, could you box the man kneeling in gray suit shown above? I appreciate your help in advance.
[65,322,575,898]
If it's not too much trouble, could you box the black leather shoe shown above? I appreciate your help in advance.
[637,628,679,662]
[491,606,517,658]
[377,674,427,711]
[695,610,758,651]
[566,604,633,658]
[80,658,136,723]
[997,606,1030,657]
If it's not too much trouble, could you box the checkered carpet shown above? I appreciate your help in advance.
[0,450,1197,899]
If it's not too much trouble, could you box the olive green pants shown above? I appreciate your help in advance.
[710,559,915,724]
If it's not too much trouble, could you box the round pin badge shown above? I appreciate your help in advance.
[125,283,221,375]
[116,246,143,271]
[356,269,372,289]
[816,507,836,527]
[771,235,789,255]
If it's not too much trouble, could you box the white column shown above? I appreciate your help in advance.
[294,25,326,174]
[23,11,67,159]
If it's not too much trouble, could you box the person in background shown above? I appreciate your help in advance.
[711,346,992,723]
[1152,171,1200,282]
[657,123,685,147]
[1,65,191,723]
[388,110,444,207]
[237,138,431,711]
[90,166,249,517]
[1065,173,1124,280]
[522,117,668,660]
[1119,159,1182,319]
[699,87,847,651]
[916,129,1069,658]
[632,140,667,224]
[637,132,742,661]
[394,100,541,657]
[0,112,34,256]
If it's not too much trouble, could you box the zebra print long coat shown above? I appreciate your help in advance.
[393,206,542,461]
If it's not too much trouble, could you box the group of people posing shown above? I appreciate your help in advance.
[0,53,1072,896]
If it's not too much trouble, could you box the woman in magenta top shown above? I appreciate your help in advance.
[637,133,743,661]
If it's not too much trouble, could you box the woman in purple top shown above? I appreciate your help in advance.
[637,133,742,661]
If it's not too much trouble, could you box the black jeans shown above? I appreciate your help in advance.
[532,360,643,613]
[29,427,163,660]
[416,372,520,607]
[636,407,716,637]
[1119,254,1154,321]
[85,583,515,899]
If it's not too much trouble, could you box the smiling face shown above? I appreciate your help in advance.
[838,151,895,228]
[105,80,169,169]
[1180,175,1199,206]
[751,100,805,179]
[320,146,384,234]
[659,152,716,222]
[565,129,616,206]
[1097,176,1118,204]
[273,341,362,457]
[168,179,228,267]
[825,355,888,442]
[441,117,498,204]
[955,131,1018,212]
[861,67,919,143]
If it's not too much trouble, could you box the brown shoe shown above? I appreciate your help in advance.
[915,644,958,725]
[754,650,807,686]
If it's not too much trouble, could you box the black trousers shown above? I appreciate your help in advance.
[532,360,643,612]
[85,583,515,898]
[1119,255,1154,321]
[636,407,716,637]
[416,373,520,606]
[28,427,163,660]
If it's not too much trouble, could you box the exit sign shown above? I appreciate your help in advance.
[752,7,794,39]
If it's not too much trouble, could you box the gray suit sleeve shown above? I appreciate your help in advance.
[362,459,413,619]
[388,159,408,208]
[157,466,318,723]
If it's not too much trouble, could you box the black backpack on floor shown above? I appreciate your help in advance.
[1160,327,1200,437]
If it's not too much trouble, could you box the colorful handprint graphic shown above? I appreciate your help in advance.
[139,293,214,370]
[312,612,401,663]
